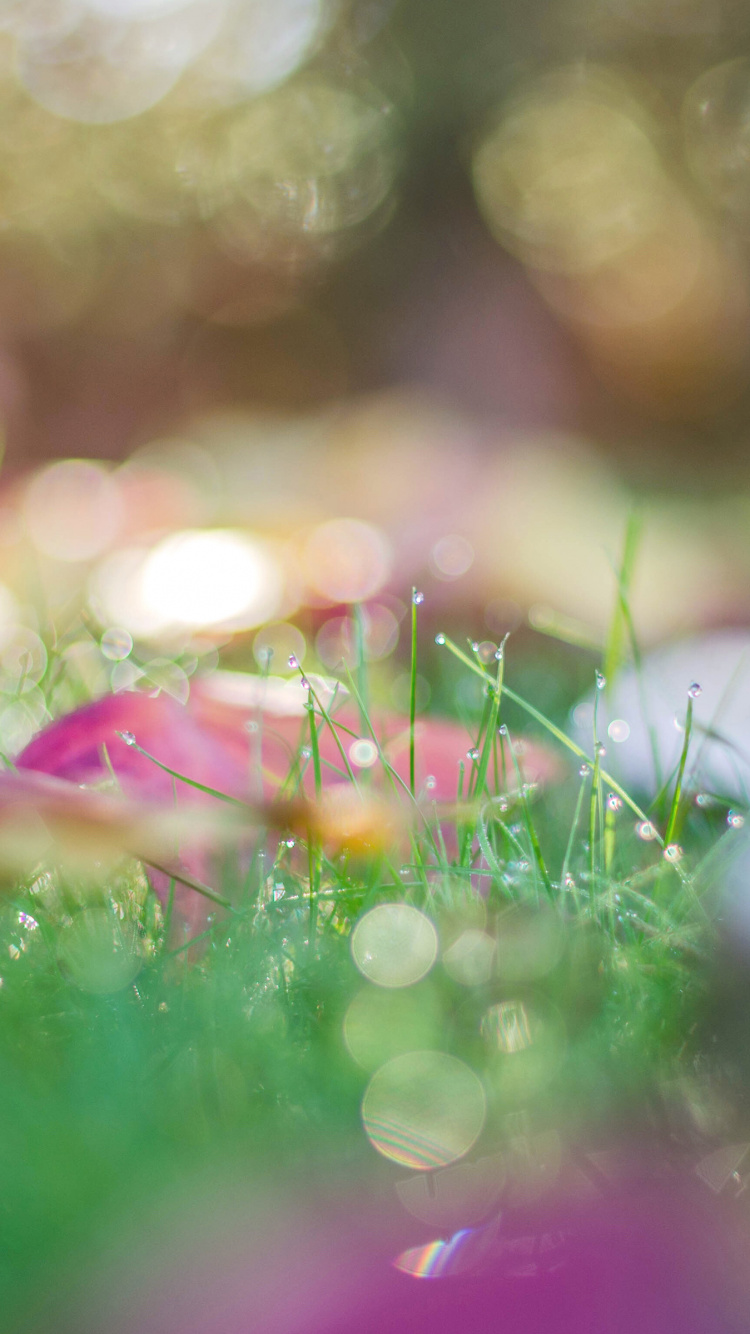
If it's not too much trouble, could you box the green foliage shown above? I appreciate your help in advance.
[0,586,740,1328]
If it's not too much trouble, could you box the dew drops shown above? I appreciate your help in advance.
[563,873,576,889]
[119,731,136,747]
[425,775,437,791]
[467,747,480,761]
[470,641,480,653]
[595,670,606,690]
[695,793,712,808]
[636,820,657,841]
[728,810,746,829]
[595,743,607,758]
[300,746,312,760]
[300,676,310,689]
[579,763,591,778]
[434,633,446,646]
[288,654,299,669]
[498,723,509,737]
[285,837,296,849]
[688,682,702,698]
[607,793,623,812]
[494,646,504,661]
[413,590,425,605]
[663,843,684,863]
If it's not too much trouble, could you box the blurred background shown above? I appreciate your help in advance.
[0,0,750,740]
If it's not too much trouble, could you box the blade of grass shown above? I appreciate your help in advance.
[663,693,694,847]
[438,637,661,842]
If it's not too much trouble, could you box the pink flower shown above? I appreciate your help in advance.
[14,678,560,929]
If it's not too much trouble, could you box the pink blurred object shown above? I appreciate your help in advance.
[16,692,250,932]
[72,1166,748,1334]
[14,685,560,929]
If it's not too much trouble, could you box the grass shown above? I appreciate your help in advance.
[0,572,743,1327]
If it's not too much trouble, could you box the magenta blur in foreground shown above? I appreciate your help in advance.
[69,1161,748,1334]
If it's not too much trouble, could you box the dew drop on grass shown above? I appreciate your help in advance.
[288,654,298,669]
[498,724,509,737]
[300,676,310,689]
[119,731,136,747]
[412,591,424,605]
[300,746,312,760]
[636,820,657,841]
[664,843,684,862]
[595,671,606,690]
[467,748,480,761]
[727,810,745,829]
[425,775,436,791]
[688,682,702,698]
[471,641,479,653]
[434,633,446,646]
[607,793,622,812]
[695,793,712,807]
[595,743,606,758]
[579,763,591,777]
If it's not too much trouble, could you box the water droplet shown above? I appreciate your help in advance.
[607,793,623,812]
[288,654,298,669]
[425,775,436,791]
[300,676,310,689]
[636,820,656,841]
[399,865,411,878]
[285,838,296,849]
[728,810,745,829]
[595,670,606,690]
[434,633,446,646]
[688,682,702,698]
[119,731,136,747]
[300,746,312,760]
[695,793,712,807]
[467,748,480,761]
[664,843,683,863]
[245,720,259,733]
[494,646,504,661]
[595,743,607,758]
[498,723,509,737]
[579,762,591,777]
[412,591,425,605]
[470,641,479,653]
[563,873,575,889]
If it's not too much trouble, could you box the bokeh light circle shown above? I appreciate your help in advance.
[253,621,305,673]
[361,1050,486,1170]
[303,518,391,603]
[139,528,282,630]
[351,903,438,988]
[24,459,123,562]
[343,985,441,1070]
